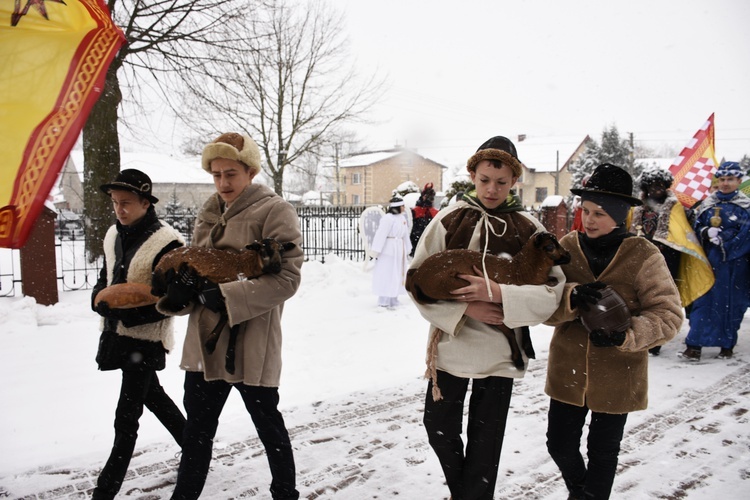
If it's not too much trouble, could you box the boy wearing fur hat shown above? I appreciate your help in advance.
[158,133,304,499]
[92,169,186,500]
[544,163,683,499]
[680,161,750,361]
[628,167,714,355]
[406,136,567,499]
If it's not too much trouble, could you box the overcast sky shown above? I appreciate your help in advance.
[327,0,750,168]
[123,0,749,172]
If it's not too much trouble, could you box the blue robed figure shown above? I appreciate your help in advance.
[681,161,750,360]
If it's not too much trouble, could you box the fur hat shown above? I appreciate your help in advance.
[571,163,642,206]
[715,161,743,178]
[100,169,158,204]
[202,132,261,175]
[638,166,674,192]
[466,136,523,177]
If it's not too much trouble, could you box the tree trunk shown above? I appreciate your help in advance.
[273,170,284,196]
[82,64,122,263]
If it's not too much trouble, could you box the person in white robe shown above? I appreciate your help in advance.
[371,197,413,307]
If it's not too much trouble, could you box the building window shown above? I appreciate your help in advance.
[352,173,362,185]
[535,187,548,203]
[352,194,360,205]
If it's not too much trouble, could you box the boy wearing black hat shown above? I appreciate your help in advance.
[680,161,750,361]
[91,169,186,499]
[544,163,683,499]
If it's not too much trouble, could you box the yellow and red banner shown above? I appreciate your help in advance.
[0,0,125,248]
[668,113,720,209]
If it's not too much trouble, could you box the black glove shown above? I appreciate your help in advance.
[94,300,126,320]
[570,281,606,311]
[163,267,200,311]
[589,328,626,347]
[199,280,225,313]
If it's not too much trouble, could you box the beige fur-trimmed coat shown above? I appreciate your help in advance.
[544,233,683,414]
[157,184,303,387]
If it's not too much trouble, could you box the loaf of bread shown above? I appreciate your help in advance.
[94,283,158,309]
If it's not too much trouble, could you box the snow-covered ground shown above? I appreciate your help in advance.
[1,255,748,499]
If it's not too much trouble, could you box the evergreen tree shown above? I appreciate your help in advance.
[163,190,182,216]
[740,154,750,175]
[599,125,642,189]
[567,137,600,205]
[567,125,642,205]
[440,179,475,208]
[162,190,191,238]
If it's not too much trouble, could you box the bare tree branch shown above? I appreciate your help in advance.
[176,0,387,194]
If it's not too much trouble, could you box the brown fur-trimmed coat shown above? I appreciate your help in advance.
[544,233,683,414]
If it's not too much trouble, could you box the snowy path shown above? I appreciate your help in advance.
[2,362,748,499]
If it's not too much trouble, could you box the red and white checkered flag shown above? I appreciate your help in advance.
[669,113,719,208]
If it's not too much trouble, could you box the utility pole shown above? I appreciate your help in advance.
[548,150,560,195]
[629,132,635,173]
[555,150,560,195]
[334,143,341,205]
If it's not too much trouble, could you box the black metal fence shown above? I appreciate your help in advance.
[297,205,367,262]
[0,205,370,297]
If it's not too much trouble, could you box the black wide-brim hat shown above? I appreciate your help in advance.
[100,168,159,204]
[570,163,642,206]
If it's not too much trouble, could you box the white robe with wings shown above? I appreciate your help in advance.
[371,212,412,297]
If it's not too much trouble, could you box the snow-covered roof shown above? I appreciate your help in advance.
[68,149,211,185]
[541,195,565,207]
[337,151,401,168]
[515,135,588,173]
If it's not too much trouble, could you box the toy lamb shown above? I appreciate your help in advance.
[151,237,295,374]
[151,238,295,297]
[407,231,570,370]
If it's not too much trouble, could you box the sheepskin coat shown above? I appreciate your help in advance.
[544,232,683,414]
[159,183,303,387]
[407,195,566,379]
[93,209,184,370]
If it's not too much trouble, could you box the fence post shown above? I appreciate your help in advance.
[20,206,59,305]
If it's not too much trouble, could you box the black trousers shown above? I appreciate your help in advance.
[546,398,628,500]
[171,371,299,500]
[423,370,513,500]
[93,369,185,500]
